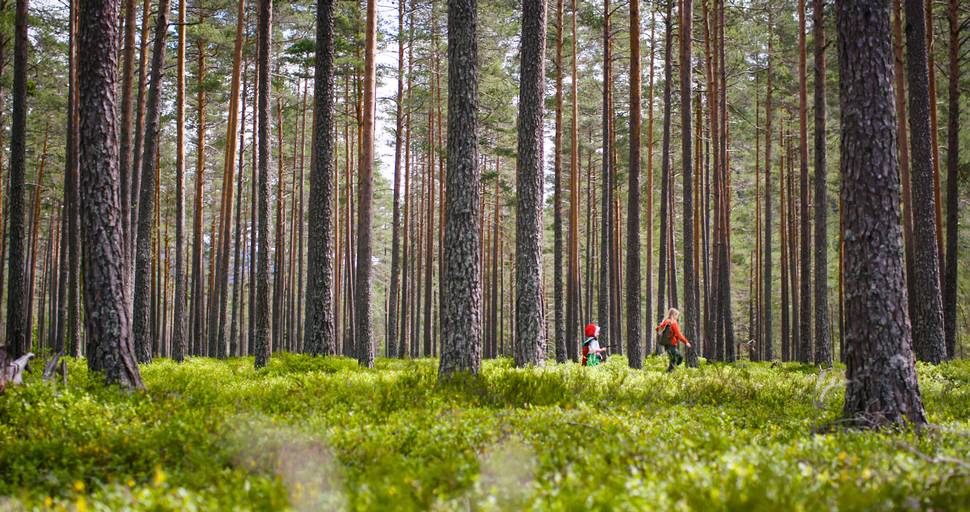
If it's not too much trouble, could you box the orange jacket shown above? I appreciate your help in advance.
[656,319,689,346]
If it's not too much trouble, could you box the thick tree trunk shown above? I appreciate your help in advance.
[306,0,337,356]
[438,0,482,377]
[836,0,926,428]
[903,0,946,364]
[514,0,547,367]
[132,0,171,363]
[812,0,830,366]
[77,0,143,388]
[387,0,405,360]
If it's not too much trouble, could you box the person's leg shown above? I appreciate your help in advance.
[666,346,677,371]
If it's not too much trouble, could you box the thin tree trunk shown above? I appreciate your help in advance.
[355,0,377,367]
[553,0,566,363]
[625,0,643,368]
[892,0,915,293]
[657,0,672,331]
[904,0,946,363]
[598,0,612,350]
[812,0,830,366]
[132,0,172,363]
[797,0,812,363]
[254,0,272,368]
[943,0,959,359]
[680,0,698,366]
[763,14,774,361]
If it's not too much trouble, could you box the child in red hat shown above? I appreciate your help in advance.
[582,323,607,366]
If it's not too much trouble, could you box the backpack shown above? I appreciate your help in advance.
[658,322,675,349]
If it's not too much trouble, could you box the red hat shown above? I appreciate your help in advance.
[584,323,598,338]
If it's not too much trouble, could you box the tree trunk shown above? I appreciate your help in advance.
[903,0,946,364]
[171,0,187,362]
[514,0,547,367]
[812,0,830,366]
[132,0,172,363]
[118,0,136,266]
[386,0,405,359]
[439,0,482,377]
[254,0,272,368]
[798,0,812,363]
[680,0,698,365]
[355,0,377,367]
[943,0,959,359]
[128,0,151,266]
[5,0,27,358]
[553,0,566,363]
[306,0,337,356]
[598,0,612,351]
[657,0,673,331]
[77,0,143,388]
[892,0,916,295]
[624,0,643,368]
[566,0,581,362]
[837,0,926,428]
[191,36,207,355]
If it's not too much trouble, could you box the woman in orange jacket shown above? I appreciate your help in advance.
[655,308,692,372]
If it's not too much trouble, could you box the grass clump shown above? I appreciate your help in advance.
[1,354,968,510]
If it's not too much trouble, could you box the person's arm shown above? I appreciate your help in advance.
[671,322,690,346]
[655,320,667,333]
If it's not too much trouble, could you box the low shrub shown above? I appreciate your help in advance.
[1,355,967,510]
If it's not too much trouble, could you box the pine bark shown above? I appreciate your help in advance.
[566,0,581,361]
[355,0,377,367]
[553,0,566,363]
[836,0,926,428]
[306,0,337,356]
[5,0,27,357]
[254,0,272,368]
[812,0,831,366]
[77,0,143,388]
[172,0,187,362]
[903,0,946,364]
[438,0,482,377]
[943,0,959,359]
[798,0,812,363]
[514,0,547,367]
[598,0,612,350]
[625,0,643,368]
[680,0,698,365]
[132,0,172,363]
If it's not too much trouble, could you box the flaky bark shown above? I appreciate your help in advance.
[438,0,482,378]
[903,0,946,364]
[254,0,272,368]
[514,0,547,368]
[306,0,337,356]
[132,0,172,363]
[355,0,377,367]
[625,0,642,368]
[836,0,925,428]
[77,0,143,388]
[812,0,830,366]
[4,0,27,357]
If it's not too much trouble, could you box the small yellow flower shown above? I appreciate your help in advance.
[44,496,53,507]
[127,479,135,488]
[73,480,85,492]
[861,468,872,480]
[837,451,847,462]
[153,467,167,486]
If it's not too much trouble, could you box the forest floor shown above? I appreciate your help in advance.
[1,354,968,511]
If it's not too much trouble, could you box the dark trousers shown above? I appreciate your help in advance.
[666,345,683,371]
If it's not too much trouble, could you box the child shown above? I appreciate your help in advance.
[582,323,607,366]
[655,308,692,372]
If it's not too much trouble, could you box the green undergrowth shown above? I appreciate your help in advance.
[1,354,968,510]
